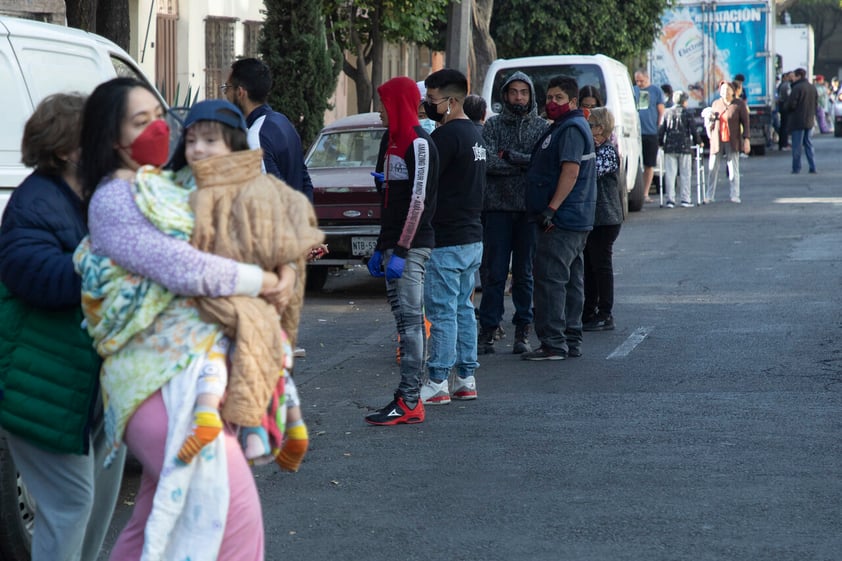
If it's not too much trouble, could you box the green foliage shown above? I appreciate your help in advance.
[325,0,449,61]
[261,0,343,148]
[491,0,669,62]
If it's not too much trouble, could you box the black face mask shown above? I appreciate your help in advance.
[506,102,529,115]
[423,100,446,122]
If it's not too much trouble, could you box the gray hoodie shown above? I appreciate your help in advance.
[482,71,549,212]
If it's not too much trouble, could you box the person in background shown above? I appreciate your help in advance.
[814,75,831,134]
[661,83,674,108]
[578,85,603,114]
[703,81,750,204]
[463,94,487,130]
[416,80,437,135]
[365,76,438,425]
[0,92,125,561]
[786,67,818,174]
[777,71,793,151]
[634,69,665,201]
[420,68,485,405]
[658,90,699,208]
[477,71,546,356]
[522,76,596,361]
[734,73,748,101]
[582,107,623,333]
[224,57,314,359]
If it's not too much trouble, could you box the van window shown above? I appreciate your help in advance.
[111,55,148,81]
[0,39,32,160]
[489,64,607,115]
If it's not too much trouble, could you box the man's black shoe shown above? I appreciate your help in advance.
[583,316,614,331]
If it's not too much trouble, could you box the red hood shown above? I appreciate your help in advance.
[378,76,421,158]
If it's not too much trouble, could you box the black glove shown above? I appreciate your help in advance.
[539,206,556,232]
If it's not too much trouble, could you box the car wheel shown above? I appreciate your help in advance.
[627,165,646,212]
[305,266,329,291]
[0,435,34,561]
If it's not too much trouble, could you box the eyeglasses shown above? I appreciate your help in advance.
[425,96,449,105]
[219,83,235,94]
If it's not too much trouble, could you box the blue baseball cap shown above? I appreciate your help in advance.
[183,99,247,132]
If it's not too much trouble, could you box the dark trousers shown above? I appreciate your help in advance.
[583,224,622,321]
[478,211,537,329]
[778,110,790,149]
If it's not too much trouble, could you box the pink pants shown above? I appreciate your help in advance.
[108,391,264,560]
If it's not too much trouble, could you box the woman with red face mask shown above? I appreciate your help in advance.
[76,78,280,560]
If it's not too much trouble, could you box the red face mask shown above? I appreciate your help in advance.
[545,101,571,121]
[121,119,170,167]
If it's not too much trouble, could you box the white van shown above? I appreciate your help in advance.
[481,54,647,212]
[0,15,173,220]
[0,15,168,561]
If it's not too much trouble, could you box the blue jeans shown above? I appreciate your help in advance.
[478,211,536,330]
[790,128,816,173]
[424,242,483,383]
[533,227,588,354]
[384,248,431,401]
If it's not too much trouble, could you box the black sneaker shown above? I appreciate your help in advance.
[567,347,582,358]
[477,326,496,355]
[583,316,614,331]
[512,323,532,354]
[365,393,425,426]
[521,346,566,361]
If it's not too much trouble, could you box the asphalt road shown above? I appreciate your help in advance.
[100,135,842,561]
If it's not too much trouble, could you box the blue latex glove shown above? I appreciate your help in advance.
[367,250,384,277]
[385,255,406,281]
[370,171,385,182]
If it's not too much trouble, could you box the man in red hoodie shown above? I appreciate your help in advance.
[365,76,439,425]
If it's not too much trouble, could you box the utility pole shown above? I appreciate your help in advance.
[445,0,471,74]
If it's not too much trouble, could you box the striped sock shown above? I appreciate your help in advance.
[276,420,308,472]
[177,406,223,464]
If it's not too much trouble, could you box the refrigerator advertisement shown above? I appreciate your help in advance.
[651,2,769,108]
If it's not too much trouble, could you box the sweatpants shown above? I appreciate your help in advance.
[108,390,264,560]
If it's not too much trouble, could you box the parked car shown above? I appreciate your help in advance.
[481,54,645,212]
[305,112,385,290]
[0,15,163,561]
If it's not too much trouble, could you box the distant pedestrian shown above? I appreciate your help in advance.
[634,69,665,200]
[776,71,793,150]
[463,93,488,128]
[420,68,485,405]
[734,73,748,101]
[583,107,623,333]
[703,81,750,204]
[477,71,547,356]
[658,90,699,208]
[522,76,596,361]
[661,83,674,108]
[786,68,818,174]
[814,75,831,134]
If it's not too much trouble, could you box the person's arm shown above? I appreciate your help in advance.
[740,102,751,154]
[657,102,666,127]
[547,127,587,210]
[88,178,264,298]
[548,162,580,210]
[395,137,432,256]
[300,164,314,203]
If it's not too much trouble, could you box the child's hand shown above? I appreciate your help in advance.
[308,244,329,262]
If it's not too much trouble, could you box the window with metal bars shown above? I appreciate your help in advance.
[243,21,263,59]
[205,16,237,100]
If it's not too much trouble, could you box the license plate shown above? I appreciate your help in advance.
[351,236,378,257]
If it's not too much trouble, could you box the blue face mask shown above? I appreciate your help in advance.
[419,118,436,134]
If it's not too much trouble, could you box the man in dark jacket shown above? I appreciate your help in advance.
[365,76,438,426]
[225,58,314,201]
[478,71,548,355]
[522,76,596,361]
[786,67,818,174]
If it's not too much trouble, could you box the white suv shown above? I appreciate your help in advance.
[481,54,646,212]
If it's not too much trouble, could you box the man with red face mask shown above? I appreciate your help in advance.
[523,76,596,361]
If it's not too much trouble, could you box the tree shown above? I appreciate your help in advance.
[490,0,669,63]
[325,0,449,113]
[787,0,842,58]
[261,0,343,148]
[471,0,497,92]
[65,0,129,50]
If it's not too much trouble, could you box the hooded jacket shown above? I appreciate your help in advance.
[375,76,438,256]
[482,72,549,212]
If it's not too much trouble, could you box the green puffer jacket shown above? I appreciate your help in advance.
[0,282,101,455]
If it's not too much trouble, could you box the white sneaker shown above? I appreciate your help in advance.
[452,375,477,401]
[680,201,693,208]
[420,379,450,405]
[730,197,741,204]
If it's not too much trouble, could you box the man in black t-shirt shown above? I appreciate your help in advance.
[419,69,487,407]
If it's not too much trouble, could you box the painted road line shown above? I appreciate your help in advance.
[607,326,653,360]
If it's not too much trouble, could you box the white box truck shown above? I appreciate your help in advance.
[775,24,815,78]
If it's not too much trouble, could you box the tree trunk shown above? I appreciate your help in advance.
[96,0,130,51]
[469,0,496,93]
[344,10,374,115]
[65,0,96,32]
[369,6,383,111]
